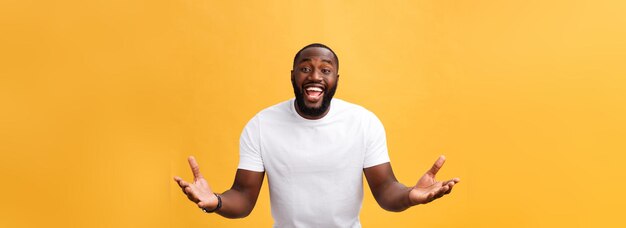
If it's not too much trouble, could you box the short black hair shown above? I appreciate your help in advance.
[292,43,339,71]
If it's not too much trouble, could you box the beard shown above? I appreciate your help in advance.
[292,80,338,118]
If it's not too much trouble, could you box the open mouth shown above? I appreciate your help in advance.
[304,84,325,103]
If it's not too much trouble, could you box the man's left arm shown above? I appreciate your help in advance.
[363,155,460,212]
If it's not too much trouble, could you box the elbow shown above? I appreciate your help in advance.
[379,202,409,213]
[221,212,250,219]
[237,208,254,218]
[219,205,255,219]
[220,209,252,219]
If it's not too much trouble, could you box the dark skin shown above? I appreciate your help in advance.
[173,157,263,218]
[173,47,460,217]
[290,47,339,119]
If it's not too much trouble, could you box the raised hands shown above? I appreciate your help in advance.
[173,156,218,210]
[409,155,460,205]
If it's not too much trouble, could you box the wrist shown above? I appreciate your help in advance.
[202,193,222,213]
[407,188,421,206]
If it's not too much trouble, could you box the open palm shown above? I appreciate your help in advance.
[173,156,218,209]
[409,156,460,205]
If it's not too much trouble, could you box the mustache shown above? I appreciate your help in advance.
[292,80,338,117]
[303,82,326,90]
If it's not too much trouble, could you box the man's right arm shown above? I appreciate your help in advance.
[214,169,264,218]
[173,156,264,219]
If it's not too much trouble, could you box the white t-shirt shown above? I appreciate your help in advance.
[238,98,390,228]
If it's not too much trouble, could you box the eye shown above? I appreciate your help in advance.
[321,69,331,74]
[300,67,311,73]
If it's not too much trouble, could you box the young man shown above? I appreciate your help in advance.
[174,43,460,227]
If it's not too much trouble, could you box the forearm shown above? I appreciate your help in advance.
[364,163,416,212]
[213,169,264,218]
[214,188,256,218]
[373,181,414,212]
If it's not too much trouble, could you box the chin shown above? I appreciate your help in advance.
[304,101,323,109]
[292,79,337,117]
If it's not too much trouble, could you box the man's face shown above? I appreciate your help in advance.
[291,47,339,118]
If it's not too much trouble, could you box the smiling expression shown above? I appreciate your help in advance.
[291,46,339,119]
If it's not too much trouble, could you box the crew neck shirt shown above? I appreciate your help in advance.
[238,98,390,228]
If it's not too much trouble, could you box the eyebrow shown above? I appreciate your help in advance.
[298,58,335,66]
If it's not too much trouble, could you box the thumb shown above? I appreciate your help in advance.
[427,155,446,176]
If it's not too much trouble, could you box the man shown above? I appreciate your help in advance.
[174,43,460,227]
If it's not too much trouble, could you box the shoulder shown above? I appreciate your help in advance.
[250,99,295,122]
[257,99,293,115]
[332,98,379,119]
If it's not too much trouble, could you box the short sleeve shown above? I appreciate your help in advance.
[363,111,391,168]
[237,115,265,172]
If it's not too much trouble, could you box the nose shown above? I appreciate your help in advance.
[307,68,323,82]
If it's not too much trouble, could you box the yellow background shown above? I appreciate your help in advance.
[1,0,625,227]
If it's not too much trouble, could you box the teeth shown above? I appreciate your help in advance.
[306,87,323,92]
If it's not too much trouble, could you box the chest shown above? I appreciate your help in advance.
[259,120,365,174]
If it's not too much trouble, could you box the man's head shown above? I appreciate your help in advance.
[291,43,340,119]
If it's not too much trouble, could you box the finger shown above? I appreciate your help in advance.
[175,178,190,189]
[424,191,434,203]
[174,176,188,185]
[183,186,191,197]
[188,156,204,180]
[184,186,198,199]
[441,178,458,186]
[435,185,449,199]
[188,186,202,202]
[187,193,199,203]
[188,194,197,202]
[445,182,455,194]
[423,183,443,201]
[437,184,447,195]
[427,155,446,176]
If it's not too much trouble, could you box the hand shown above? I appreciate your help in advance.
[173,156,218,210]
[409,155,460,205]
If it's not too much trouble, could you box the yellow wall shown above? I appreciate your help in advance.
[1,0,625,227]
